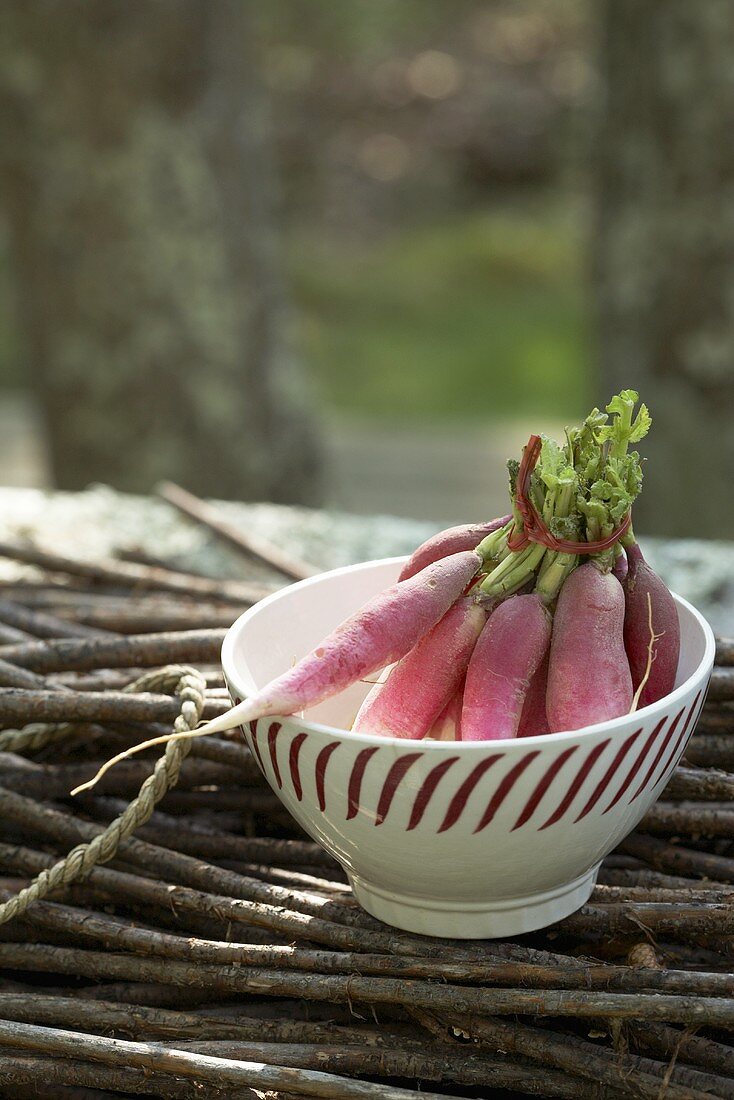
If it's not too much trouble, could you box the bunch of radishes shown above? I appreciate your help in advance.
[205,391,680,742]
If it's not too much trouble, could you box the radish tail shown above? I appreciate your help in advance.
[194,696,262,735]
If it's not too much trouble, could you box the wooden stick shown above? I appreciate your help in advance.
[158,481,317,581]
[0,580,124,600]
[56,604,242,634]
[621,832,734,883]
[0,657,66,692]
[639,801,734,837]
[6,587,230,611]
[692,710,734,733]
[209,861,349,895]
[0,1018,471,1100]
[658,940,733,968]
[6,881,734,998]
[3,588,163,615]
[0,839,522,962]
[438,1012,726,1100]
[133,789,287,816]
[115,546,233,578]
[628,1019,734,1078]
[0,985,625,1098]
[0,836,447,958]
[0,687,226,725]
[684,735,734,769]
[597,865,729,891]
[0,597,112,640]
[664,765,734,801]
[76,801,331,867]
[561,899,734,937]
[0,1053,275,1100]
[69,981,239,1009]
[691,712,730,739]
[0,790,585,966]
[158,1040,612,1097]
[707,668,734,701]
[0,789,397,930]
[0,757,242,799]
[591,882,733,904]
[0,629,226,673]
[2,941,734,1028]
[0,540,273,605]
[0,568,731,1095]
[0,661,118,754]
[52,666,224,691]
[0,622,35,645]
[0,991,394,1046]
[78,800,343,892]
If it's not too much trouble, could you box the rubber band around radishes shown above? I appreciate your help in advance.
[507,433,632,555]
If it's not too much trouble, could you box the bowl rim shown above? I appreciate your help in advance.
[221,555,716,751]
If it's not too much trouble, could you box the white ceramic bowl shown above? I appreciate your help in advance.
[222,557,715,939]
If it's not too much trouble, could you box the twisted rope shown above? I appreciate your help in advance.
[0,665,206,925]
[0,720,76,756]
[0,664,202,755]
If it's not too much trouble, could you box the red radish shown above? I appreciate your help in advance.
[353,598,485,739]
[517,650,550,737]
[350,664,393,728]
[462,593,551,741]
[624,542,680,707]
[612,549,628,585]
[428,686,464,741]
[547,562,632,732]
[399,515,511,581]
[198,550,482,735]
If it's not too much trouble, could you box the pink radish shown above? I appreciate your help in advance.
[351,664,393,729]
[517,650,550,737]
[428,687,464,741]
[624,542,680,708]
[353,597,485,739]
[399,515,511,581]
[462,593,551,741]
[197,550,481,735]
[547,562,632,732]
[612,548,628,585]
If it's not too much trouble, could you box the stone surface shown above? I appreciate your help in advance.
[0,486,731,632]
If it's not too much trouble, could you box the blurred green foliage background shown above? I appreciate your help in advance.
[2,0,729,534]
[293,198,588,423]
[0,0,593,496]
[266,0,592,424]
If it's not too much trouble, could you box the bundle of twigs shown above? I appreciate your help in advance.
[0,491,732,1099]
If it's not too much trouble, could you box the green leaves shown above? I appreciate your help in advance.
[501,389,651,581]
[538,435,575,492]
[507,458,520,497]
[605,389,639,417]
[588,455,641,526]
[570,390,649,549]
[549,513,582,539]
[538,389,649,553]
[599,390,652,457]
[567,408,606,486]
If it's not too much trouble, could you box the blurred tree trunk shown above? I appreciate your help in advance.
[595,0,734,538]
[0,1,322,503]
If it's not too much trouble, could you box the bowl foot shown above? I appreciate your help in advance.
[348,866,599,939]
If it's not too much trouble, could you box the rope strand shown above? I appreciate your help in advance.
[0,665,206,925]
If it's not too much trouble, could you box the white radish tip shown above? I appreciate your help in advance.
[196,699,256,736]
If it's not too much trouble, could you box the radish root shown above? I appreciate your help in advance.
[70,725,217,796]
[629,592,663,713]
